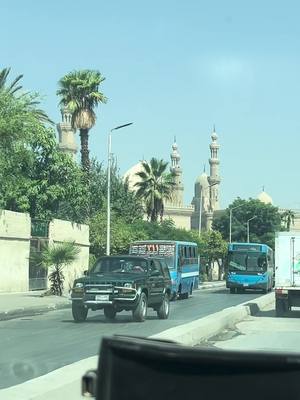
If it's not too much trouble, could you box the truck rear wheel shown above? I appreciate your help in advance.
[275,298,288,317]
[132,292,147,322]
[157,293,170,319]
[179,291,189,300]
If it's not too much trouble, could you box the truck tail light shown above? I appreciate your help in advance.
[275,288,288,295]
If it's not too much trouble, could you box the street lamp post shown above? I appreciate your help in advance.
[198,182,218,235]
[229,204,245,243]
[106,122,133,256]
[247,216,257,243]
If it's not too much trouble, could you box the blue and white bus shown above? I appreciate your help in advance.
[129,240,199,300]
[226,242,275,293]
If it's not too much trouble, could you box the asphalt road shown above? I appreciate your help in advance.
[0,288,263,389]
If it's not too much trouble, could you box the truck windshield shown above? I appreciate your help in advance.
[91,258,148,274]
[228,252,267,273]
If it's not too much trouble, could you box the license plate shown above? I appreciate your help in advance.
[95,294,109,301]
[243,283,249,287]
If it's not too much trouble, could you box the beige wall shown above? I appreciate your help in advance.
[164,206,194,230]
[0,211,90,293]
[0,210,31,292]
[49,219,90,292]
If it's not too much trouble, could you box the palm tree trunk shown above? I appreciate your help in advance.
[79,128,90,174]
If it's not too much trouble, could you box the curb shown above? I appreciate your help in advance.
[0,355,98,400]
[150,292,274,346]
[0,302,71,322]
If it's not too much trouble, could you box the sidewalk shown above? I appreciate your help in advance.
[0,291,71,321]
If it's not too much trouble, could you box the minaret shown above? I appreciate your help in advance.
[208,126,221,212]
[169,138,184,207]
[57,106,77,159]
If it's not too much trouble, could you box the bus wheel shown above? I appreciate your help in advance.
[179,291,189,300]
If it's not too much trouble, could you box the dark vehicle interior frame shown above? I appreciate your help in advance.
[82,335,300,400]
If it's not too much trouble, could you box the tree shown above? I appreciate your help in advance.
[134,158,176,222]
[57,70,107,174]
[34,242,80,296]
[213,197,282,249]
[0,67,53,125]
[89,211,148,257]
[281,209,295,231]
[89,158,144,222]
[89,212,201,259]
[198,230,227,281]
[0,90,89,223]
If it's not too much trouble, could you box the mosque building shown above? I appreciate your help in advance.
[57,106,77,159]
[123,128,221,230]
[57,117,300,233]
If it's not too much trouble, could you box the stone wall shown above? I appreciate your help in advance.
[0,210,31,292]
[0,211,90,293]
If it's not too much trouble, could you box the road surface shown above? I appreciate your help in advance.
[0,287,263,389]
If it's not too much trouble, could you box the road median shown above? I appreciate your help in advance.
[150,292,274,346]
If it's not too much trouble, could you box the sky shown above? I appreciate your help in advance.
[2,0,300,209]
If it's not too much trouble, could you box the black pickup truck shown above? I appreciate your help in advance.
[71,255,172,322]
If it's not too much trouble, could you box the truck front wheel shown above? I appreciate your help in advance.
[275,298,288,317]
[72,302,88,322]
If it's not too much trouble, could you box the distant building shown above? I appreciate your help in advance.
[191,128,221,231]
[57,106,77,159]
[124,128,220,231]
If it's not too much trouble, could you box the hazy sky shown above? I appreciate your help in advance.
[2,0,300,209]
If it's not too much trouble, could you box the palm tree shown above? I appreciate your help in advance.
[281,209,295,231]
[57,70,107,174]
[0,67,54,124]
[134,158,176,222]
[0,67,23,94]
[33,241,80,296]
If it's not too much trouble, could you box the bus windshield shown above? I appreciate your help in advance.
[228,252,267,273]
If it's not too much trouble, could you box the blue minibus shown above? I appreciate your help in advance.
[129,240,199,300]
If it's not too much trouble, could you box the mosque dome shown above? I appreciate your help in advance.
[257,191,273,205]
[123,162,144,192]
